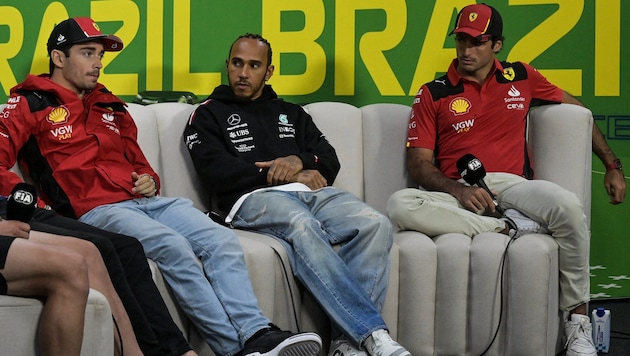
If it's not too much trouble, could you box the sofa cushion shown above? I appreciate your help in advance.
[0,289,114,356]
[303,102,364,200]
[528,104,593,223]
[360,103,413,214]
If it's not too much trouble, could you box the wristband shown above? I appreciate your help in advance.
[141,173,158,195]
[149,176,158,195]
[605,159,622,171]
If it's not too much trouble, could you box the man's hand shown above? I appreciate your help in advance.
[452,184,498,215]
[255,155,304,186]
[294,170,327,190]
[604,169,626,204]
[131,172,157,197]
[0,219,30,239]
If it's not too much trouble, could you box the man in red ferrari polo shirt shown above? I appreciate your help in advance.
[387,4,626,356]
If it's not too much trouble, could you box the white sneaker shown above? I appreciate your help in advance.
[565,314,597,356]
[329,337,367,356]
[363,329,410,356]
[502,208,548,238]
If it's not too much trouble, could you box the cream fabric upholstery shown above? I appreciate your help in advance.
[0,103,115,356]
[0,289,114,356]
[0,101,593,356]
[359,102,592,356]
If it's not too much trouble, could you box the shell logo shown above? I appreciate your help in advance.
[47,106,70,124]
[449,97,471,115]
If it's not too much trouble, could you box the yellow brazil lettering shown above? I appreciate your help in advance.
[409,0,474,95]
[91,0,140,96]
[594,0,620,96]
[0,1,623,102]
[0,6,24,96]
[507,0,583,95]
[146,0,164,90]
[262,0,326,95]
[172,0,221,94]
[335,0,407,96]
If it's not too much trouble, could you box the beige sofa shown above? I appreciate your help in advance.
[0,101,593,356]
[0,111,116,356]
[0,290,114,355]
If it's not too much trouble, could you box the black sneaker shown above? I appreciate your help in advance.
[241,324,322,356]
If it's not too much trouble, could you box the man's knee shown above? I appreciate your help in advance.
[386,188,420,227]
[48,249,90,296]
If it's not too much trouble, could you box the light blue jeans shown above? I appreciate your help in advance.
[387,172,590,311]
[80,196,270,356]
[231,187,392,347]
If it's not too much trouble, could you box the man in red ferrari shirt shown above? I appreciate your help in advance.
[387,4,626,356]
[0,17,321,356]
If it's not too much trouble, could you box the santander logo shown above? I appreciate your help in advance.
[508,85,520,97]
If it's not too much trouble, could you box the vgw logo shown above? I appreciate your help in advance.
[452,119,474,133]
[50,125,73,140]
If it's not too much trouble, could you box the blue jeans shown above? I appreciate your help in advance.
[231,187,392,346]
[80,196,269,356]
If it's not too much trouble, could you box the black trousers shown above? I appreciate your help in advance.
[29,208,192,356]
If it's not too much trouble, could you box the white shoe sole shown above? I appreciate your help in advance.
[245,332,322,356]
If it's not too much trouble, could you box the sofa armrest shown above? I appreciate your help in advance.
[129,102,211,212]
[528,103,593,223]
[360,103,413,214]
[303,102,364,200]
[0,289,114,356]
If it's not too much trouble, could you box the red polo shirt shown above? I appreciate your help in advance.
[407,58,563,179]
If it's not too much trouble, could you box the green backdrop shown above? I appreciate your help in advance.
[1,0,628,298]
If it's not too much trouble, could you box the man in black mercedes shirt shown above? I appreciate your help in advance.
[184,33,410,356]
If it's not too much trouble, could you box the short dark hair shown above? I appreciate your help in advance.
[229,33,273,67]
[48,45,71,75]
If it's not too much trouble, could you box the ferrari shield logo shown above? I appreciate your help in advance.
[503,67,515,81]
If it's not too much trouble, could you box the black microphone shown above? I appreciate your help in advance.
[6,183,37,222]
[456,154,504,215]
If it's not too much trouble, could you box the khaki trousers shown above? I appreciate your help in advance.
[387,172,590,311]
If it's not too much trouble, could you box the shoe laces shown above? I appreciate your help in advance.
[330,337,367,356]
[565,317,594,349]
[501,208,547,238]
[365,330,397,355]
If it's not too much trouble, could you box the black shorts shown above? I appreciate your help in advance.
[0,235,16,295]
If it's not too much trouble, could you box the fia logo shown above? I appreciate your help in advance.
[467,158,482,171]
[13,189,34,205]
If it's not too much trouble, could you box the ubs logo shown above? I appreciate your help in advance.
[227,114,241,126]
